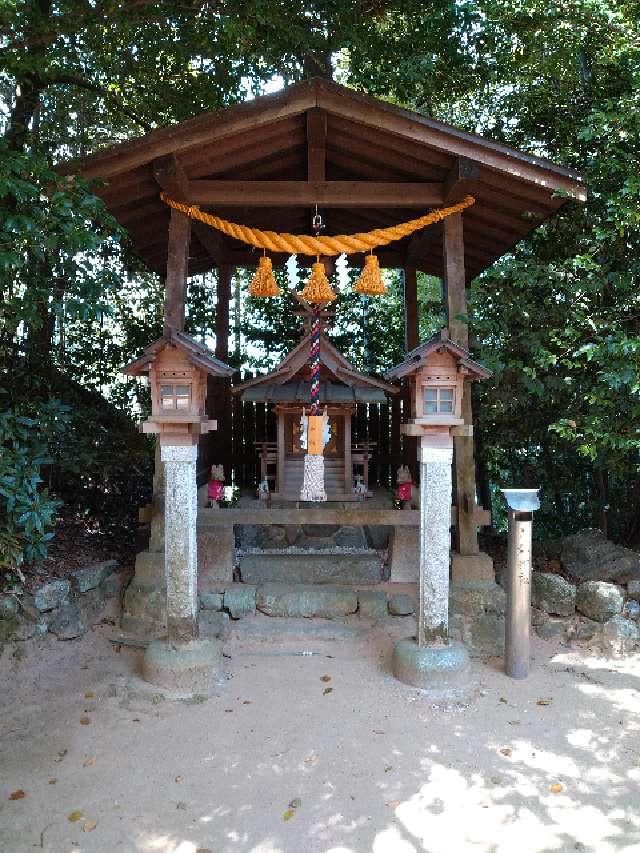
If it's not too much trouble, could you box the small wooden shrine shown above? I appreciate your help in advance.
[233,313,397,501]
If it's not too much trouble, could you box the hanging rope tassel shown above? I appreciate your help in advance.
[300,308,327,502]
[249,255,280,297]
[354,254,387,296]
[298,260,336,305]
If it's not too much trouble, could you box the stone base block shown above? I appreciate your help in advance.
[451,553,494,584]
[392,638,471,701]
[239,552,384,585]
[198,526,235,584]
[256,583,358,618]
[142,638,222,697]
[358,589,388,619]
[388,527,419,582]
[449,582,505,656]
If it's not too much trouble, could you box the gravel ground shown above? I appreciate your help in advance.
[1,610,639,853]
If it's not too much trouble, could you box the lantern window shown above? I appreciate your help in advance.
[423,386,454,415]
[160,383,191,411]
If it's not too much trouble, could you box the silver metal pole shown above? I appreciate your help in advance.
[501,489,540,680]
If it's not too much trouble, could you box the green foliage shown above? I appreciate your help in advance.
[0,405,62,587]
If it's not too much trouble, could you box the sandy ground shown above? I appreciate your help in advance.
[1,611,639,853]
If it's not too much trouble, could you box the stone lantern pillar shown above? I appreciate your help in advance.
[122,330,233,695]
[385,330,491,700]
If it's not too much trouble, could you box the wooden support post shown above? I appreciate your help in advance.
[344,412,352,495]
[163,207,191,334]
[276,409,285,495]
[404,266,419,351]
[443,213,478,555]
[215,265,232,361]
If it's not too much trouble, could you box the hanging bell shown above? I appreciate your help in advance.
[249,255,280,297]
[298,260,336,305]
[354,254,387,296]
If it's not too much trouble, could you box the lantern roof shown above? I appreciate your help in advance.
[122,328,234,377]
[384,329,492,381]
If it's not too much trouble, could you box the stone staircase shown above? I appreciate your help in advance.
[235,522,387,585]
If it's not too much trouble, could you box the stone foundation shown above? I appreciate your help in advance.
[449,581,506,656]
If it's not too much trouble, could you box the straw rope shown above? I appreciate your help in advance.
[160,192,475,257]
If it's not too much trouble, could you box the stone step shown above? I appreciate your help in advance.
[238,551,386,584]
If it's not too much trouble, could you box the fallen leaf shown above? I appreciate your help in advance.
[323,687,333,695]
[84,692,95,699]
[83,756,96,767]
[68,810,83,823]
[82,819,97,833]
[537,698,553,706]
[9,790,26,800]
[499,748,513,758]
[320,675,331,683]
[283,808,295,821]
[550,782,564,794]
[289,797,302,810]
[79,716,90,725]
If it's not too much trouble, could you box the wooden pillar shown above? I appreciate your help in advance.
[215,264,232,360]
[163,208,191,334]
[276,409,285,495]
[404,266,419,351]
[206,264,233,484]
[344,412,352,495]
[443,214,478,555]
[403,267,419,481]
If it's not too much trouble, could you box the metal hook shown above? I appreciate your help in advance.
[312,204,324,235]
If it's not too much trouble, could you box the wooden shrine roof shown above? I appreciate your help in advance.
[63,77,586,282]
[385,329,492,380]
[234,329,397,404]
[122,328,233,377]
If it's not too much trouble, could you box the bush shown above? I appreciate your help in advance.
[0,406,62,589]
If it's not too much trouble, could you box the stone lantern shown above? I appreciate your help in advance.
[123,329,233,695]
[385,330,491,698]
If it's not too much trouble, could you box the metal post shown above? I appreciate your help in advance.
[501,489,540,679]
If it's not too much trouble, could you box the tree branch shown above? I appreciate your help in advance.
[46,73,153,132]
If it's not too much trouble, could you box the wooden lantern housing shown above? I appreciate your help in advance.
[385,329,491,436]
[123,329,234,446]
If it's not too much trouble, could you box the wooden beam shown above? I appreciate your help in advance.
[192,220,227,265]
[163,206,191,334]
[444,157,480,204]
[153,154,188,199]
[153,178,445,207]
[404,267,419,351]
